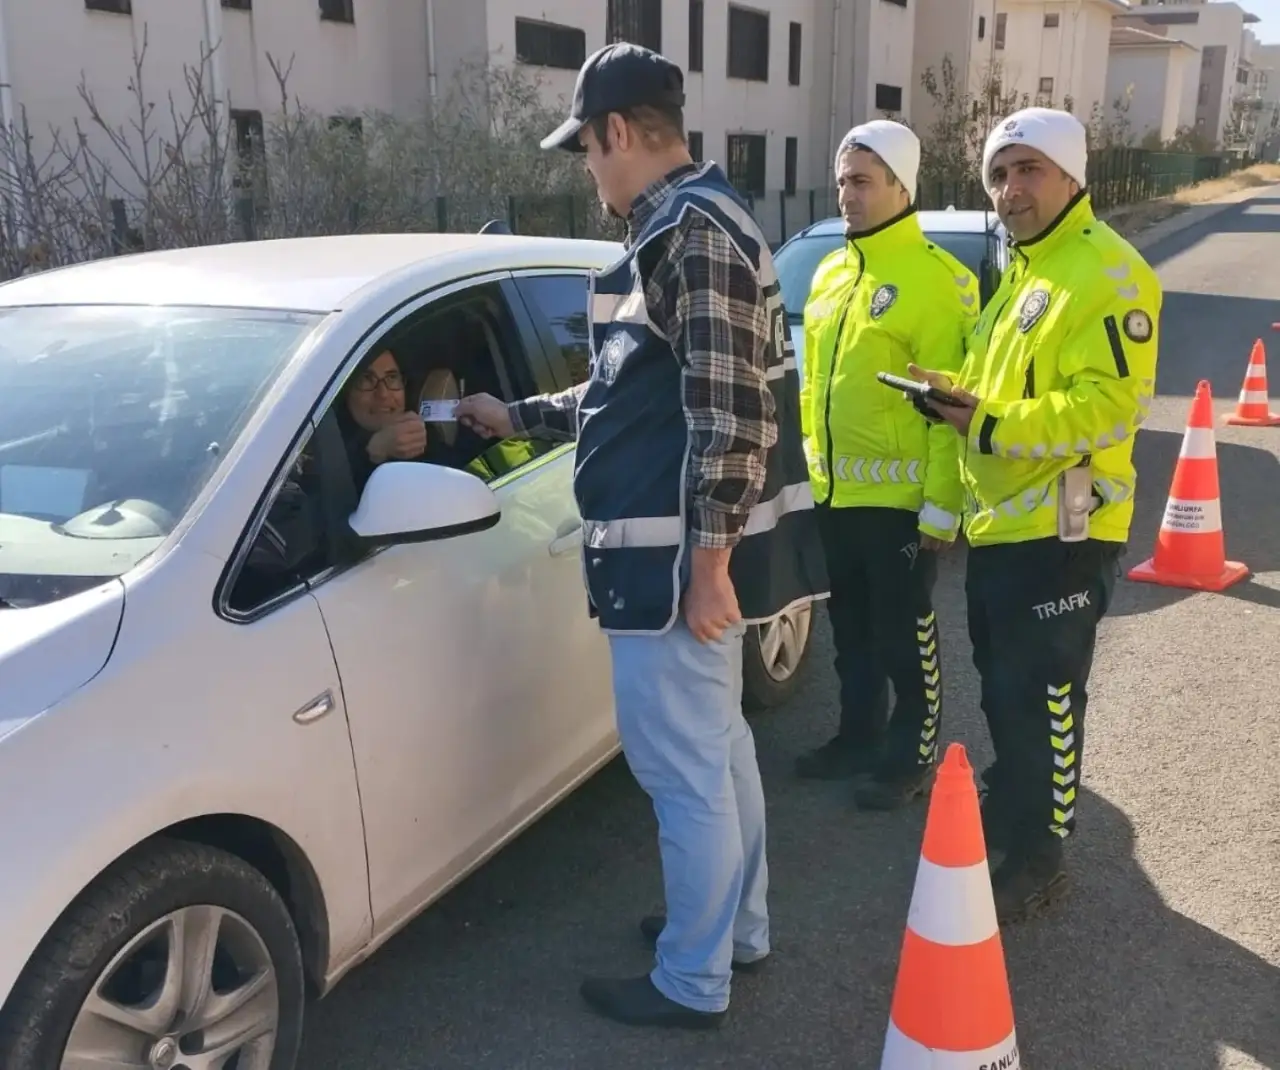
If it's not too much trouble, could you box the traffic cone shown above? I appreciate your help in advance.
[1127,380,1249,592]
[1224,340,1280,426]
[880,743,1020,1070]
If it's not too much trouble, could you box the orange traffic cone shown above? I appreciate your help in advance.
[880,743,1020,1069]
[1224,340,1280,427]
[1127,379,1249,592]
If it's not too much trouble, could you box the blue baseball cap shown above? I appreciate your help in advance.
[540,42,686,152]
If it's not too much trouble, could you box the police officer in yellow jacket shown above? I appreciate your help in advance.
[909,107,1161,922]
[796,120,980,810]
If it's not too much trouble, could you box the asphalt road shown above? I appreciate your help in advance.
[298,193,1280,1070]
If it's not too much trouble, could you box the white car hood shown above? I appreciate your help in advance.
[0,581,124,738]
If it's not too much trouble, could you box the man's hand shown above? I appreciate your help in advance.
[908,362,979,436]
[455,393,515,440]
[683,547,742,643]
[920,534,952,553]
[367,411,427,464]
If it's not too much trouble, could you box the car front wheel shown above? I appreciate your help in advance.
[742,602,814,712]
[0,838,305,1070]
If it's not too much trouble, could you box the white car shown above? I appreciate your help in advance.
[0,233,815,1068]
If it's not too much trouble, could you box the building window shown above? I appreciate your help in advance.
[1044,13,1060,28]
[231,109,264,160]
[881,0,907,6]
[85,0,131,12]
[784,136,798,195]
[726,133,766,196]
[1038,76,1054,97]
[994,12,1006,50]
[689,1,704,72]
[875,83,903,113]
[688,130,703,161]
[319,0,354,23]
[607,0,662,52]
[728,6,770,82]
[978,15,986,39]
[222,0,251,9]
[515,18,587,70]
[788,22,802,85]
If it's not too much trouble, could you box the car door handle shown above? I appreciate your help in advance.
[549,520,583,557]
[293,690,334,725]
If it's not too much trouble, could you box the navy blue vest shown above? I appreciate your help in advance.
[573,163,829,633]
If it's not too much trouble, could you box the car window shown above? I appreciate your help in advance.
[0,305,320,609]
[775,233,844,322]
[514,274,592,385]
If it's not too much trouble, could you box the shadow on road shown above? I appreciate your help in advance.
[1006,788,1280,1069]
[1110,428,1280,616]
[1156,291,1280,400]
[1143,193,1280,268]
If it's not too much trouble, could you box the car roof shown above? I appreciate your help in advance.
[796,209,1002,240]
[0,233,625,314]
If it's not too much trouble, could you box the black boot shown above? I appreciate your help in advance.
[579,974,726,1029]
[639,914,769,972]
[794,735,880,780]
[992,839,1069,924]
[853,763,935,811]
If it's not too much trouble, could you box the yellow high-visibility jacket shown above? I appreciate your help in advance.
[800,208,980,541]
[956,193,1161,547]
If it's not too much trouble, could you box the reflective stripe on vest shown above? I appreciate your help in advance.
[965,473,1134,526]
[809,454,924,485]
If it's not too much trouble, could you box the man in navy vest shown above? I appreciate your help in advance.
[456,42,828,1029]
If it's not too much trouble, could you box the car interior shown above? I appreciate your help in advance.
[227,285,558,616]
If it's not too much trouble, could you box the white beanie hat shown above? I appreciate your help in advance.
[835,120,920,202]
[982,107,1088,194]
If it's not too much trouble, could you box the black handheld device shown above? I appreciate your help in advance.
[875,371,970,409]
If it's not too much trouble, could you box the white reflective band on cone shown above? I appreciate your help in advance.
[1178,427,1217,459]
[1241,390,1271,404]
[881,1023,1020,1070]
[905,859,999,946]
[1160,496,1222,534]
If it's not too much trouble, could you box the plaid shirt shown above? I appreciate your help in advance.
[509,164,778,550]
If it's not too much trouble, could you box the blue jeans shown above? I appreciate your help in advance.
[607,618,770,1013]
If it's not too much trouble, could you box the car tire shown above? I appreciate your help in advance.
[0,836,306,1070]
[742,602,815,713]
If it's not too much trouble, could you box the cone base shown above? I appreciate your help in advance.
[1224,410,1280,426]
[1126,556,1250,591]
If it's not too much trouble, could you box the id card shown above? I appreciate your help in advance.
[419,399,458,422]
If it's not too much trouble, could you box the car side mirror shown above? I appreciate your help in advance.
[347,461,500,548]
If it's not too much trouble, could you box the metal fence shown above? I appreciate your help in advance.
[420,147,1252,251]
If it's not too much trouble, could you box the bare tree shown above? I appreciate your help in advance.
[0,24,616,282]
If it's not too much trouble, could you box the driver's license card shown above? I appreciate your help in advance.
[420,399,458,422]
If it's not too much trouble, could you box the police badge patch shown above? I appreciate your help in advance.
[1123,308,1153,343]
[1018,289,1051,333]
[870,284,898,320]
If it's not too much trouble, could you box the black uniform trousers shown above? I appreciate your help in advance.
[817,503,941,773]
[966,536,1122,853]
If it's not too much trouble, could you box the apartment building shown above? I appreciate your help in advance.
[910,0,998,136]
[1105,23,1201,142]
[0,0,922,211]
[1256,42,1280,159]
[991,0,1131,121]
[1116,0,1263,147]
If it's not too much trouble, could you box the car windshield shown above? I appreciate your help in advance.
[0,304,322,608]
[775,227,994,321]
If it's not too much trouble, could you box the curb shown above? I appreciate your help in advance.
[1129,182,1280,252]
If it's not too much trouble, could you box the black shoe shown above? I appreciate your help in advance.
[992,841,1069,925]
[579,974,726,1029]
[794,736,880,780]
[853,764,936,811]
[639,914,769,973]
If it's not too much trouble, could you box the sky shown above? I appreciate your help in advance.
[1243,0,1279,44]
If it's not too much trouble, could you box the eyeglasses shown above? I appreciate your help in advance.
[352,370,405,393]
